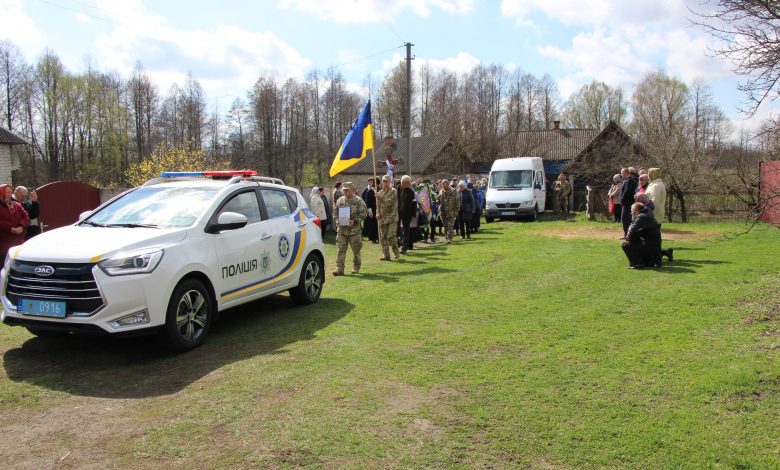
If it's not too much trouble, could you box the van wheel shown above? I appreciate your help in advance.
[290,253,324,305]
[159,278,213,352]
[485,216,494,223]
[530,205,538,222]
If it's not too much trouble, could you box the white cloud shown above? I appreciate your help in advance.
[75,12,93,23]
[500,0,686,28]
[87,2,310,98]
[279,0,475,23]
[0,0,44,56]
[380,51,480,78]
[538,28,652,92]
[424,51,481,75]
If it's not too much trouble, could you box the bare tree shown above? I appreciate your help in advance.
[0,40,26,131]
[631,70,704,221]
[692,0,780,116]
[562,80,627,129]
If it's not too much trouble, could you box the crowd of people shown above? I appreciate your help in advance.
[0,185,41,267]
[311,175,488,276]
[310,167,678,274]
[609,167,674,269]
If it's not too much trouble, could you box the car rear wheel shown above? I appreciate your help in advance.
[485,216,494,223]
[159,278,213,352]
[289,253,324,305]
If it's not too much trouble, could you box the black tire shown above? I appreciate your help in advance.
[530,205,538,222]
[158,278,213,352]
[485,216,494,223]
[289,253,324,305]
[25,327,67,338]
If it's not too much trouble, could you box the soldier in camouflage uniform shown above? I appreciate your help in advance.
[375,175,400,261]
[438,179,460,243]
[332,182,368,275]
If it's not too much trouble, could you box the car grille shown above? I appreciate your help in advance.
[496,203,521,209]
[6,261,104,316]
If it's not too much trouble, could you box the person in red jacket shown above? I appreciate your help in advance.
[0,183,30,267]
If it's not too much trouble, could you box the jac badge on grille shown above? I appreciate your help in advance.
[34,265,55,276]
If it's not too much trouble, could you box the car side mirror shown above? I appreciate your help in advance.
[534,182,542,190]
[207,212,248,233]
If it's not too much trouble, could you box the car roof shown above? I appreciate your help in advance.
[142,177,300,195]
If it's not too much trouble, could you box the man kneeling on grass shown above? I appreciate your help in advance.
[622,202,662,269]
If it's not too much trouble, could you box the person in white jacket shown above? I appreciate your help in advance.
[645,168,673,261]
[309,186,328,239]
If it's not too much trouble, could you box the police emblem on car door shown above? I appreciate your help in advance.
[259,188,306,287]
[213,189,270,306]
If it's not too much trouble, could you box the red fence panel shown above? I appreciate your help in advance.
[37,181,101,232]
[760,160,780,226]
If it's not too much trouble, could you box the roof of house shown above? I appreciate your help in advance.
[339,135,451,175]
[0,126,28,146]
[497,127,599,162]
[573,121,650,162]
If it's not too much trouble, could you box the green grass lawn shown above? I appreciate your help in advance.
[0,218,778,468]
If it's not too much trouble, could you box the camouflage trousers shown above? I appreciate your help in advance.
[554,196,569,214]
[378,222,399,257]
[335,231,362,271]
[441,216,456,241]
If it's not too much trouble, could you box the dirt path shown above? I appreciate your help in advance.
[532,223,721,242]
[0,396,145,469]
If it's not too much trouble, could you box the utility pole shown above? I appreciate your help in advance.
[405,42,413,176]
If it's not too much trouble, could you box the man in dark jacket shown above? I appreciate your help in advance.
[397,175,417,253]
[621,202,662,269]
[458,181,476,239]
[13,186,40,240]
[619,167,638,237]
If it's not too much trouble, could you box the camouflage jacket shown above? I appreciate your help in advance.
[375,187,398,225]
[438,188,460,220]
[333,195,367,236]
[553,180,572,198]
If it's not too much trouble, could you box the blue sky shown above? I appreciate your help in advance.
[2,0,776,133]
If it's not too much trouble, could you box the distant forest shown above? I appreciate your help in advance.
[0,39,774,201]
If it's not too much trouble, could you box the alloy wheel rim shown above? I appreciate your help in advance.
[176,289,207,341]
[304,260,322,298]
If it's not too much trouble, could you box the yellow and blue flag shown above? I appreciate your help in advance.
[329,101,374,177]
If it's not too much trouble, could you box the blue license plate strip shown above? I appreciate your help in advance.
[19,299,67,318]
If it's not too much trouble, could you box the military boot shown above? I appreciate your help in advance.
[332,269,344,276]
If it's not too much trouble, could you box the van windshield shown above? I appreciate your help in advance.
[489,170,533,189]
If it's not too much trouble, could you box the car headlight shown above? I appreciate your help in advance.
[98,249,164,276]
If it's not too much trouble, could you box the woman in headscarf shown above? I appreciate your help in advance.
[309,186,328,239]
[0,183,30,267]
[607,174,623,223]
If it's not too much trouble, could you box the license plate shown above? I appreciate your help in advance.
[501,211,514,215]
[19,299,67,318]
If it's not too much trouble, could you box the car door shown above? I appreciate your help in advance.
[211,188,271,307]
[534,169,546,211]
[258,188,304,289]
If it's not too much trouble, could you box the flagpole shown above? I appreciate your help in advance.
[371,129,379,245]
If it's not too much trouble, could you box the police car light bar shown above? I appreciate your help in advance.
[160,170,258,178]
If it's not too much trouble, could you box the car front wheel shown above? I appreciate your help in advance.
[159,278,213,352]
[289,253,324,305]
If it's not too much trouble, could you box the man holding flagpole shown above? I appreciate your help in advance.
[329,101,374,275]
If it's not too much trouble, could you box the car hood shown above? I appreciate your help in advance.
[10,225,188,263]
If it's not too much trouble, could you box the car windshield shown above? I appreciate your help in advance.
[84,186,218,228]
[489,170,533,189]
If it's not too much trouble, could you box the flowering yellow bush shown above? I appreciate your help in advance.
[125,146,231,187]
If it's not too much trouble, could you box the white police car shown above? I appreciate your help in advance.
[1,171,326,351]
